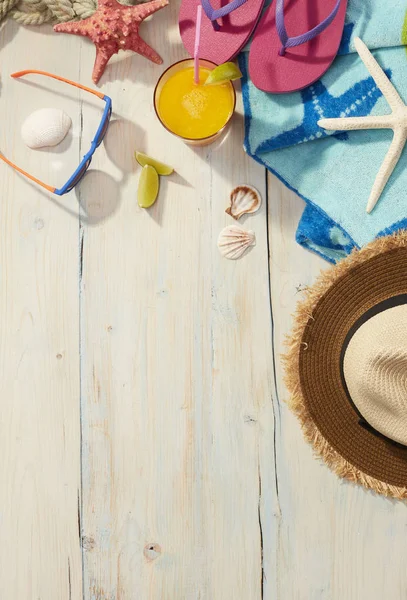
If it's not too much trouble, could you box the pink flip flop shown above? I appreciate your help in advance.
[179,0,266,65]
[249,0,348,93]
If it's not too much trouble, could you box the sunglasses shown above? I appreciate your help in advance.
[0,70,112,195]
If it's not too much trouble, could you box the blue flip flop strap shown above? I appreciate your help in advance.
[276,0,342,56]
[201,0,248,31]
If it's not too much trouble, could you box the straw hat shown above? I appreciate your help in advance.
[284,232,407,499]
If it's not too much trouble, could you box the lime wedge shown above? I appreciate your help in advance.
[138,165,159,208]
[204,62,242,86]
[135,151,174,176]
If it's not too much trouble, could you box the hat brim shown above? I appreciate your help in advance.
[284,232,407,499]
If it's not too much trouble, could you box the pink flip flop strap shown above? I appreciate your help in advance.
[201,0,248,30]
[276,0,342,56]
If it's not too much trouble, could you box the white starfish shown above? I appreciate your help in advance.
[318,37,407,214]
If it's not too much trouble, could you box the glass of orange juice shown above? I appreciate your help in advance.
[153,59,236,147]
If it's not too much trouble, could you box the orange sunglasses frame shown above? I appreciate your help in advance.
[1,70,106,193]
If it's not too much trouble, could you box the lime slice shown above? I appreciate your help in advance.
[204,62,242,86]
[135,151,174,176]
[138,165,159,208]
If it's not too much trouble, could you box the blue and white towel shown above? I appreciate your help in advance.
[240,0,407,262]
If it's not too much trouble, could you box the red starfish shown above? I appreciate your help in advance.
[54,0,169,84]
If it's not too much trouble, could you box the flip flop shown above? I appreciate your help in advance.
[249,0,348,93]
[179,0,266,65]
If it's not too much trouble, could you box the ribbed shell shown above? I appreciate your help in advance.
[226,185,262,220]
[217,225,256,260]
[21,108,72,149]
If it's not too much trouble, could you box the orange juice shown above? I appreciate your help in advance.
[154,60,236,144]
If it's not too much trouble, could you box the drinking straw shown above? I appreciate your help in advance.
[194,5,202,84]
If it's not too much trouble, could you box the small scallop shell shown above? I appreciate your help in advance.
[217,225,256,260]
[21,108,72,149]
[226,185,262,220]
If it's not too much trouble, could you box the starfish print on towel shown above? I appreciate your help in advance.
[338,22,354,54]
[256,70,391,154]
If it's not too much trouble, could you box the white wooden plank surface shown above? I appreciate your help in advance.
[1,4,407,600]
[268,175,407,600]
[0,23,82,600]
[78,3,275,597]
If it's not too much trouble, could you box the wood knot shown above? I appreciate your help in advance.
[56,353,63,360]
[82,536,96,551]
[34,217,44,230]
[143,543,161,562]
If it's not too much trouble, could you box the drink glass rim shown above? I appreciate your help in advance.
[153,59,237,144]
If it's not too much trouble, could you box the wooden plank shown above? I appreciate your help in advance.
[79,2,276,597]
[0,24,82,600]
[268,173,407,600]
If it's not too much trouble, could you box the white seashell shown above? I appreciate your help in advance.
[21,108,72,149]
[226,185,262,220]
[217,225,256,260]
